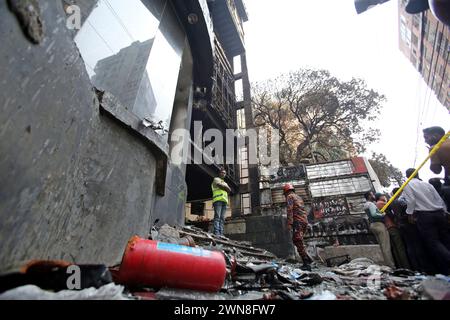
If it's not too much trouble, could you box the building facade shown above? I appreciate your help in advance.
[0,0,252,270]
[398,0,450,110]
[225,157,382,258]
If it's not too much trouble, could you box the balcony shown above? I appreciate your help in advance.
[211,37,237,129]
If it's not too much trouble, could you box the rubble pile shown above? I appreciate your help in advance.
[147,225,449,300]
[1,224,449,300]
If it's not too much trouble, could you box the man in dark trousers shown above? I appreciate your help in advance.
[284,183,313,271]
[391,188,436,274]
[402,169,450,274]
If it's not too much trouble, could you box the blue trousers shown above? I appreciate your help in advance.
[213,201,227,236]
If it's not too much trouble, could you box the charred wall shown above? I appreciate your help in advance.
[0,0,165,270]
[225,215,296,258]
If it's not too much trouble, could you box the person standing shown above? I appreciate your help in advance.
[364,191,395,268]
[284,183,313,271]
[402,168,450,274]
[423,126,450,183]
[376,193,411,270]
[429,178,449,211]
[391,188,437,274]
[423,127,450,211]
[211,168,231,236]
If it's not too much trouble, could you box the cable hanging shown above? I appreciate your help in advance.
[104,0,136,43]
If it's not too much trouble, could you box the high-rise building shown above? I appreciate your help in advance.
[92,40,157,121]
[398,0,449,110]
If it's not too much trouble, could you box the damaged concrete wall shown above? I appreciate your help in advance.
[152,165,186,226]
[151,38,193,227]
[0,1,163,270]
[225,215,297,258]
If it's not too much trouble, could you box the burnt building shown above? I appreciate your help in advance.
[0,0,255,270]
[398,0,450,110]
[186,0,260,219]
[225,157,383,258]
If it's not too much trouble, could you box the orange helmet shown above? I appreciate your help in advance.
[283,183,295,194]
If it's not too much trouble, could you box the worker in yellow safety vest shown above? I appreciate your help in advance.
[211,168,231,236]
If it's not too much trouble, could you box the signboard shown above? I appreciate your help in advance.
[311,196,349,220]
[270,165,306,183]
[309,176,372,198]
[306,160,354,180]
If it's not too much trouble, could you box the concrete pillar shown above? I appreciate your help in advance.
[169,39,194,174]
[153,40,193,226]
[240,52,260,214]
[230,192,242,217]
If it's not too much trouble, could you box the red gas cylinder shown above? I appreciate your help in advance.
[115,236,226,292]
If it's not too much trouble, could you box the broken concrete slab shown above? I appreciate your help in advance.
[421,278,450,300]
[0,283,127,300]
[153,224,181,242]
[322,245,385,265]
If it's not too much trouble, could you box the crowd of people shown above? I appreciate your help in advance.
[364,126,450,275]
[280,126,449,274]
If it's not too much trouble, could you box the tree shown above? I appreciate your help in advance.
[369,152,404,187]
[252,69,385,165]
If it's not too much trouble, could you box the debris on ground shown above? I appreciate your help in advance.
[0,283,127,300]
[325,254,351,267]
[0,224,448,300]
[421,278,450,300]
[383,285,411,300]
[0,261,112,294]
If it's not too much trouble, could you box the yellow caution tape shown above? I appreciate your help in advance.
[380,131,450,213]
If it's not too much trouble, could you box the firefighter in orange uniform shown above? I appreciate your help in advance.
[284,183,313,271]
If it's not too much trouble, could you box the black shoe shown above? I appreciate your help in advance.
[300,264,312,272]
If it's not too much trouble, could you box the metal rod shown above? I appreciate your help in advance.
[380,131,450,213]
